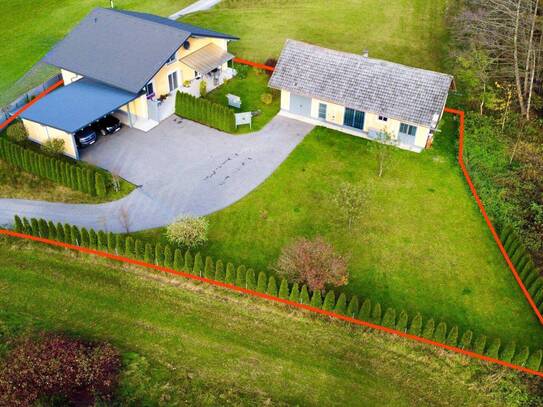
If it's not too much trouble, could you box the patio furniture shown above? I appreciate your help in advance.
[235,112,252,129]
[227,94,241,109]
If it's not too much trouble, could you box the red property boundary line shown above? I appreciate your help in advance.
[1,228,542,379]
[444,107,543,326]
[0,79,64,131]
[1,60,542,378]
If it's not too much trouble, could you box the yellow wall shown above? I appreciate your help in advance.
[61,69,82,84]
[119,94,148,122]
[282,91,431,149]
[22,119,78,158]
[150,37,229,96]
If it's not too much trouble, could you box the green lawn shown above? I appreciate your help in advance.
[182,0,449,71]
[0,238,537,406]
[0,0,194,105]
[204,66,280,132]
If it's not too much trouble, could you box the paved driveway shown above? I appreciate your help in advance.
[0,115,313,232]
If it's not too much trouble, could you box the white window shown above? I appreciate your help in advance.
[168,71,179,92]
[378,115,388,122]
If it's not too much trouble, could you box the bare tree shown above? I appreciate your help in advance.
[373,128,397,177]
[333,182,369,230]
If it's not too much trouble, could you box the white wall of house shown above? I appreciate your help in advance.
[280,90,432,152]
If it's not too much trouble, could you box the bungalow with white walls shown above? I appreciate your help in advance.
[269,40,454,152]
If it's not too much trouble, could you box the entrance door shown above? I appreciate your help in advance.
[168,71,179,92]
[344,108,365,130]
[290,94,312,117]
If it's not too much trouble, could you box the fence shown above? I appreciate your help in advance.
[0,74,63,128]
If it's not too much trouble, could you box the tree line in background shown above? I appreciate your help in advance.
[176,91,236,133]
[12,215,543,372]
[448,0,543,270]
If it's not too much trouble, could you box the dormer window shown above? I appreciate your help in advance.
[166,53,176,64]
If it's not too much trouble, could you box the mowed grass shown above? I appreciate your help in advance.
[0,0,194,102]
[0,238,537,406]
[182,0,449,71]
[178,121,541,350]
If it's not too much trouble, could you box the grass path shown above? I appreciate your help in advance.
[0,238,536,406]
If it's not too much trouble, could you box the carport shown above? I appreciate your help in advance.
[20,78,138,159]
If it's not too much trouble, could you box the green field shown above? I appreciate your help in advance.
[0,238,538,406]
[0,0,193,105]
[183,0,448,71]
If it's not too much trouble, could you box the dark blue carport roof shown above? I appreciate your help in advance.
[20,78,138,133]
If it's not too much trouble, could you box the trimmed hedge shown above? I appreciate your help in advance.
[175,91,235,133]
[15,215,543,372]
[0,134,111,196]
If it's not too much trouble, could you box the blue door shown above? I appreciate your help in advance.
[344,108,365,130]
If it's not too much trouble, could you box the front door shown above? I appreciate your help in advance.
[168,71,179,93]
[290,94,312,117]
[344,108,365,130]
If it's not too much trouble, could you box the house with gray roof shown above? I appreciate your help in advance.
[269,39,453,152]
[20,8,238,158]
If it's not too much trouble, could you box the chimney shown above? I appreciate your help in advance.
[362,49,369,58]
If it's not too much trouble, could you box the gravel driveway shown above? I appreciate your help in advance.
[0,115,313,232]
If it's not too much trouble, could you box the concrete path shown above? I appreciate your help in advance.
[169,0,222,20]
[0,115,313,232]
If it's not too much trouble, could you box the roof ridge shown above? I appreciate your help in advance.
[285,39,452,79]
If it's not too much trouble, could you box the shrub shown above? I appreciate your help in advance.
[473,335,487,354]
[322,290,336,311]
[166,216,209,248]
[446,326,459,346]
[500,341,516,363]
[235,63,250,79]
[41,138,65,156]
[371,303,382,324]
[460,330,473,349]
[176,92,235,133]
[164,245,173,268]
[204,256,214,279]
[225,263,235,284]
[6,121,27,142]
[30,218,39,235]
[289,282,300,302]
[80,227,90,247]
[512,346,530,366]
[381,308,396,328]
[347,295,359,317]
[266,276,278,296]
[334,293,347,315]
[358,299,372,321]
[38,218,49,238]
[0,333,121,406]
[396,310,408,332]
[107,232,115,252]
[526,350,543,370]
[142,243,154,264]
[136,240,145,259]
[260,92,273,105]
[256,271,267,293]
[95,173,107,197]
[215,260,225,281]
[275,236,348,291]
[193,253,203,276]
[199,80,207,97]
[433,322,447,343]
[184,249,193,271]
[14,215,23,232]
[115,234,124,255]
[124,236,134,257]
[310,290,322,308]
[299,285,310,304]
[47,221,57,240]
[173,249,183,269]
[422,319,435,339]
[89,229,97,249]
[70,225,80,246]
[236,265,246,287]
[154,243,164,266]
[485,338,501,358]
[56,222,65,242]
[246,268,256,290]
[278,278,289,299]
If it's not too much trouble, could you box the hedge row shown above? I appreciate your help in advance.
[0,136,108,197]
[500,225,543,312]
[175,91,235,133]
[14,215,543,371]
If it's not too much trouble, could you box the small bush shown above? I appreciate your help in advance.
[526,350,543,370]
[500,341,516,363]
[95,173,107,197]
[236,265,246,287]
[260,92,273,105]
[173,248,183,269]
[381,308,396,328]
[204,256,214,279]
[347,295,359,317]
[199,80,207,97]
[193,253,204,276]
[184,250,194,271]
[225,263,236,284]
[246,268,256,290]
[266,276,278,296]
[166,216,209,248]
[256,271,267,293]
[371,303,382,324]
[396,310,408,332]
[512,346,530,366]
[485,338,501,358]
[433,322,447,343]
[422,319,435,339]
[473,335,487,354]
[289,282,300,302]
[164,245,173,268]
[459,330,473,349]
[299,285,310,304]
[6,121,27,143]
[445,325,459,346]
[358,299,372,321]
[334,293,347,315]
[41,138,65,156]
[278,278,289,299]
[215,259,225,282]
[322,290,336,311]
[310,290,322,308]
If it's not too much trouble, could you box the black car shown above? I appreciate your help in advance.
[96,115,122,135]
[74,125,98,148]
